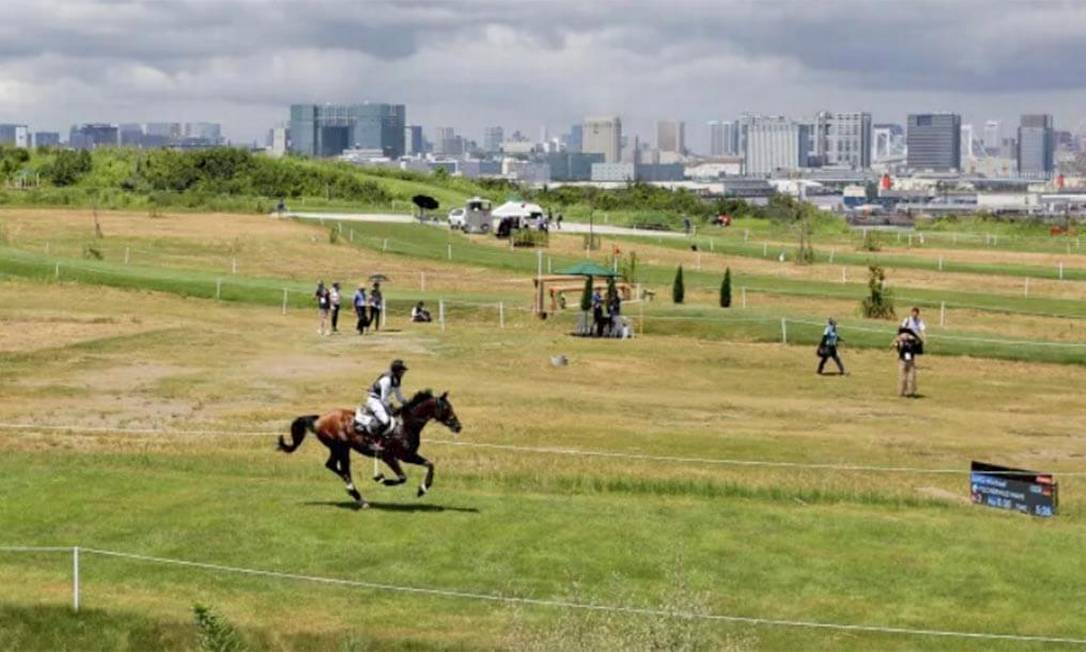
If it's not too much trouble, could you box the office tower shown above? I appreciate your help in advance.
[961,123,975,161]
[707,121,724,156]
[69,123,119,149]
[567,124,583,153]
[582,116,622,163]
[1017,114,1055,176]
[906,113,961,171]
[743,116,805,174]
[812,111,872,168]
[404,125,423,156]
[0,124,30,147]
[184,122,222,144]
[984,120,1001,152]
[119,123,144,146]
[32,132,60,148]
[656,120,685,154]
[483,126,504,153]
[288,103,406,158]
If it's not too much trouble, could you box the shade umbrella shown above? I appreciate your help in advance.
[369,273,390,283]
[555,261,619,277]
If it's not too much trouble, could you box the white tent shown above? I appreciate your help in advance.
[491,201,544,219]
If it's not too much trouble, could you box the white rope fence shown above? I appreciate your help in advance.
[1,423,1084,477]
[0,545,1083,645]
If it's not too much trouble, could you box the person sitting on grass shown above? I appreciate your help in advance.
[411,301,433,323]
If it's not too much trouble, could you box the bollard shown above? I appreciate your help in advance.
[710,239,714,252]
[439,300,446,332]
[744,229,749,243]
[45,242,50,255]
[940,301,945,327]
[547,257,552,274]
[499,302,505,328]
[780,318,787,345]
[639,299,644,336]
[350,229,354,242]
[447,244,452,260]
[1059,262,1064,280]
[696,251,702,270]
[908,234,912,247]
[72,546,79,613]
[763,242,768,257]
[282,289,288,315]
[842,266,847,283]
[124,247,130,264]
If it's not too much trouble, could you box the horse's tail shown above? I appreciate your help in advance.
[278,415,318,453]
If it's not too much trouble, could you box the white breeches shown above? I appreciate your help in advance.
[366,396,391,425]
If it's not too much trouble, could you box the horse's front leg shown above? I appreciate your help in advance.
[375,455,408,486]
[399,451,434,497]
[336,447,367,508]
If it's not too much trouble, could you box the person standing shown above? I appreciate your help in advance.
[892,327,920,398]
[607,291,622,337]
[329,282,342,334]
[315,281,330,336]
[556,213,563,230]
[369,282,384,332]
[901,307,926,354]
[817,318,847,375]
[591,289,605,337]
[353,284,368,334]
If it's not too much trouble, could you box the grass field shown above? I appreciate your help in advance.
[2,209,1086,651]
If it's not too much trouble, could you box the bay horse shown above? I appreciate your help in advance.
[277,390,461,508]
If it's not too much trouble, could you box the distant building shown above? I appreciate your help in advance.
[707,120,738,157]
[500,140,537,156]
[906,113,961,172]
[433,127,466,157]
[1017,114,1055,177]
[145,122,182,141]
[482,126,504,154]
[458,159,502,178]
[812,111,871,169]
[656,120,685,154]
[0,124,30,148]
[591,162,635,182]
[185,122,222,144]
[567,124,583,153]
[743,116,806,175]
[269,127,289,158]
[404,125,423,156]
[32,132,60,148]
[289,103,406,158]
[502,159,550,184]
[546,152,605,181]
[69,123,118,149]
[582,116,622,163]
[984,120,1001,154]
[636,163,685,182]
[119,123,144,146]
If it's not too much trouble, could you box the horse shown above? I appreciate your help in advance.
[277,390,461,508]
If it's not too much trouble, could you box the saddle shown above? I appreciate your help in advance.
[353,407,401,438]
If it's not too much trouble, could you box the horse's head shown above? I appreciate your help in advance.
[433,391,462,435]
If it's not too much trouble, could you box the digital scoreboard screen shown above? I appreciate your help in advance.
[970,461,1057,518]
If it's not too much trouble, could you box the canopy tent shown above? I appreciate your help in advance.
[554,261,619,277]
[491,201,545,219]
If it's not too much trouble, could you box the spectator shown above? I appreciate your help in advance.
[411,301,433,322]
[353,284,368,334]
[892,327,921,398]
[591,289,605,337]
[315,281,330,336]
[901,307,926,354]
[370,282,384,331]
[817,318,847,375]
[556,214,563,230]
[276,197,286,217]
[329,282,342,334]
[607,292,622,336]
[682,216,692,235]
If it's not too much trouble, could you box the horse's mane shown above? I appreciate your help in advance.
[403,389,434,411]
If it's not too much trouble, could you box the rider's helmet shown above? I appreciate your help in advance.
[391,359,408,375]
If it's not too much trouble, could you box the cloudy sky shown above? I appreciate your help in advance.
[2,0,1085,150]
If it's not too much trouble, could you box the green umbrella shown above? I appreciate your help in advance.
[555,261,618,277]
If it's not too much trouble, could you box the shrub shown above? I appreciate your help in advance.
[328,226,339,244]
[513,228,549,248]
[672,265,684,304]
[82,244,103,260]
[619,251,639,284]
[720,268,732,308]
[861,265,895,319]
[193,604,248,652]
[859,230,882,252]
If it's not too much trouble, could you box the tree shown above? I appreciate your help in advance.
[412,194,439,218]
[720,267,732,308]
[580,275,593,312]
[606,274,618,306]
[672,265,684,304]
[861,265,896,319]
[768,194,815,265]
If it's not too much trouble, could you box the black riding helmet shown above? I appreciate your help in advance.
[391,359,408,374]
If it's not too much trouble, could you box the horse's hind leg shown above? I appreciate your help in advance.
[400,451,434,497]
[330,446,366,507]
[376,456,407,487]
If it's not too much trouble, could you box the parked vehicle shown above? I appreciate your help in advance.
[450,197,493,234]
[447,207,466,229]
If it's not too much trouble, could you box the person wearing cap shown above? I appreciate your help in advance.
[817,317,847,375]
[892,327,921,398]
[361,359,409,439]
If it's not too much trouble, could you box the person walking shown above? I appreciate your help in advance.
[353,284,368,334]
[892,327,921,398]
[369,282,384,332]
[329,282,342,334]
[315,281,331,336]
[901,307,926,354]
[817,318,847,375]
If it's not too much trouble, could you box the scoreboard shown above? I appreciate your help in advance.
[970,461,1058,518]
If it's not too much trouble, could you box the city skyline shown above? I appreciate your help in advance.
[1,1,1085,150]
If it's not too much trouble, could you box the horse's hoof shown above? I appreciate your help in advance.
[417,486,428,498]
[372,473,384,483]
[359,501,370,510]
[348,489,362,502]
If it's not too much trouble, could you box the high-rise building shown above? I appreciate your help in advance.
[812,111,872,169]
[906,113,961,171]
[483,126,504,153]
[743,116,806,175]
[184,122,222,144]
[656,120,685,154]
[433,127,465,157]
[404,125,423,156]
[269,127,289,158]
[582,116,622,163]
[984,120,1001,153]
[145,122,182,140]
[119,123,144,146]
[0,124,30,148]
[32,132,60,148]
[1017,114,1055,177]
[288,103,406,158]
[707,121,724,156]
[567,124,583,153]
[69,123,119,150]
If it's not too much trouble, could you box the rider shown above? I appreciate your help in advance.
[362,359,408,439]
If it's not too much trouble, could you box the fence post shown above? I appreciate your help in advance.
[741,286,747,309]
[72,546,79,613]
[638,299,644,336]
[439,300,446,332]
[420,271,425,292]
[350,228,354,243]
[499,302,505,328]
[447,244,452,261]
[124,247,130,265]
[282,289,288,315]
[696,251,702,270]
[382,238,388,252]
[232,258,237,274]
[828,248,835,264]
[381,306,387,330]
[762,242,768,257]
[216,279,222,300]
[1024,277,1029,298]
[940,301,946,327]
[780,318,787,345]
[841,266,847,283]
[938,256,943,271]
[1059,262,1064,280]
[55,263,60,279]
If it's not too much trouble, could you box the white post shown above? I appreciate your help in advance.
[124,247,130,265]
[710,239,714,252]
[382,238,388,252]
[72,546,79,613]
[842,266,847,283]
[350,229,354,243]
[1059,262,1064,280]
[744,229,749,242]
[447,244,452,260]
[499,302,505,328]
[439,300,446,332]
[1024,277,1030,298]
[45,242,50,255]
[381,306,387,329]
[55,263,60,279]
[282,289,288,315]
[537,249,543,280]
[908,234,912,247]
[216,279,222,300]
[938,256,943,271]
[232,258,237,274]
[547,257,552,274]
[780,318,787,345]
[638,299,644,336]
[696,251,702,270]
[940,301,946,327]
[420,271,425,292]
[829,248,835,264]
[741,287,747,309]
[763,242,768,257]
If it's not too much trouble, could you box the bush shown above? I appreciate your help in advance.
[859,230,882,252]
[579,275,593,312]
[82,244,103,260]
[513,228,549,248]
[193,604,248,652]
[720,268,732,308]
[619,251,639,284]
[672,265,684,304]
[861,265,895,319]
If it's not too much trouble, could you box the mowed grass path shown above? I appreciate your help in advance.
[2,279,1086,650]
